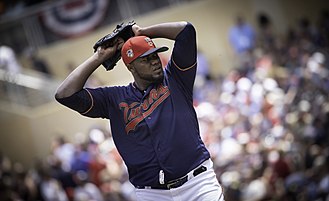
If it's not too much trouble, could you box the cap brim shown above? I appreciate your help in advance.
[140,46,169,58]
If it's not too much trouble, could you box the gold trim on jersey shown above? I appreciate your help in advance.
[81,89,94,115]
[172,59,196,71]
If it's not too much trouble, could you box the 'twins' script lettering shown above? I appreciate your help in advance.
[119,84,170,133]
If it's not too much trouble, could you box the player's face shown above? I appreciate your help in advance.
[132,52,164,83]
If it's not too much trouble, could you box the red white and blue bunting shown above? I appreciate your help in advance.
[42,0,109,37]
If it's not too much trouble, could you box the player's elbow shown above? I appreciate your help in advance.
[54,87,65,100]
[54,85,73,100]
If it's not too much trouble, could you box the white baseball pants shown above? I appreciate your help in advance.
[135,159,225,201]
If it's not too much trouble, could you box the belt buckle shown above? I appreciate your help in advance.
[166,180,178,189]
[166,175,187,189]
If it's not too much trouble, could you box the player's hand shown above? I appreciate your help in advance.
[132,24,142,36]
[94,38,122,64]
[92,21,135,70]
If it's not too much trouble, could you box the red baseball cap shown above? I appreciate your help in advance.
[121,36,168,65]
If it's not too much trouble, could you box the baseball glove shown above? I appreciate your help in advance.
[93,20,136,70]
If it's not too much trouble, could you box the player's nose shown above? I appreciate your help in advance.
[150,55,160,65]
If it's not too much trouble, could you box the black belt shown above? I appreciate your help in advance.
[135,165,207,190]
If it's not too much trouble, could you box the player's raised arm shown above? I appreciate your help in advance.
[55,40,122,99]
[132,21,188,40]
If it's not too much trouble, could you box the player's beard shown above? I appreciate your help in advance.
[133,68,164,88]
[152,68,164,84]
[139,67,164,84]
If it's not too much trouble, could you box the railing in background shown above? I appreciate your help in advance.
[0,68,61,108]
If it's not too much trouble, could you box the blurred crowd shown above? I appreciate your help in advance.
[195,10,329,201]
[0,127,137,201]
[1,10,329,201]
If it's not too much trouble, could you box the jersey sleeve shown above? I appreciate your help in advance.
[55,87,119,119]
[55,89,92,114]
[167,22,197,96]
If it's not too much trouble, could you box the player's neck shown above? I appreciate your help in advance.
[133,79,152,91]
[133,81,149,94]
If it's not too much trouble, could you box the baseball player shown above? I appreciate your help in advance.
[55,21,224,201]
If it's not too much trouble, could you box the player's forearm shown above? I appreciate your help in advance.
[55,55,101,99]
[56,41,120,99]
[137,21,188,40]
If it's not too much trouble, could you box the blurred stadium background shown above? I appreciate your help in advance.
[1,0,329,200]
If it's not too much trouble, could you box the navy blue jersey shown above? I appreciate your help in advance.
[57,23,210,187]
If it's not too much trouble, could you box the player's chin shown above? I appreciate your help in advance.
[153,73,164,84]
